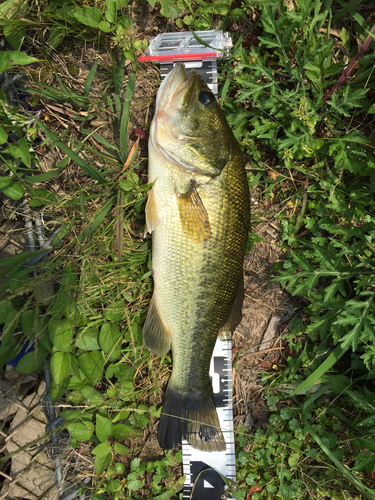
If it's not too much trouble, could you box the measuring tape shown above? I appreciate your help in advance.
[160,60,219,95]
[139,32,236,499]
[139,30,232,96]
[182,337,235,500]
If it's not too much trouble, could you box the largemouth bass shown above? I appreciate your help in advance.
[143,63,250,451]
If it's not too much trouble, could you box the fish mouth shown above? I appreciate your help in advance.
[155,63,199,116]
[151,64,213,176]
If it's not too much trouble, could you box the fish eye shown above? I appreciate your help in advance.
[198,91,215,106]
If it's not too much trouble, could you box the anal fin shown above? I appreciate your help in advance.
[219,276,244,341]
[175,180,210,243]
[142,295,171,355]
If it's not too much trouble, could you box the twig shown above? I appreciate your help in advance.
[323,22,375,103]
[244,294,279,312]
[238,346,285,363]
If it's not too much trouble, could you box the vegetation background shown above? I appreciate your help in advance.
[0,0,375,499]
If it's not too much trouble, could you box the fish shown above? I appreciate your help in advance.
[143,63,250,451]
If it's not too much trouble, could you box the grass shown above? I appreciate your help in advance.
[0,0,375,499]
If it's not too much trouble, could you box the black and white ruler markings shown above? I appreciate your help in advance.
[160,60,219,95]
[182,337,236,500]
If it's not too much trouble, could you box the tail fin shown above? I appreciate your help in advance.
[157,381,226,452]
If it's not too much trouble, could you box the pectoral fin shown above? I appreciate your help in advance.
[175,180,210,243]
[143,295,171,355]
[219,277,244,340]
[145,187,158,235]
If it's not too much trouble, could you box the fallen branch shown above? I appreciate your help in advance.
[323,23,375,104]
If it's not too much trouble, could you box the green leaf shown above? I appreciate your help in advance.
[78,197,115,242]
[60,409,93,422]
[103,300,124,322]
[116,190,124,262]
[0,344,21,370]
[49,27,66,49]
[2,309,21,345]
[0,176,25,200]
[119,70,136,163]
[92,441,112,456]
[56,5,79,23]
[0,127,8,145]
[0,52,11,72]
[50,376,70,404]
[91,133,119,152]
[105,0,117,23]
[81,387,103,404]
[0,299,16,324]
[115,462,125,473]
[75,328,100,351]
[48,318,74,352]
[113,443,130,455]
[128,479,143,491]
[6,137,31,167]
[334,293,375,351]
[98,20,111,32]
[73,7,102,27]
[113,423,139,440]
[69,437,80,448]
[105,362,134,381]
[21,310,35,340]
[78,351,104,384]
[0,51,38,72]
[328,86,368,117]
[10,51,39,65]
[288,451,300,469]
[153,490,179,500]
[99,323,122,360]
[69,374,91,390]
[16,346,48,374]
[159,0,180,18]
[96,414,114,443]
[0,0,29,21]
[290,345,346,396]
[67,421,94,441]
[94,452,112,475]
[84,61,98,97]
[50,351,71,385]
[25,170,59,183]
[112,409,130,423]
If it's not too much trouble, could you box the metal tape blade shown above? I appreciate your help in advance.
[160,60,218,95]
[182,337,236,499]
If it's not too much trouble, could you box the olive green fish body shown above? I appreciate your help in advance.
[143,64,250,451]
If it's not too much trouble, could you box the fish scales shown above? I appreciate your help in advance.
[143,63,250,451]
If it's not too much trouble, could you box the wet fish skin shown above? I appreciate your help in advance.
[143,63,250,451]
